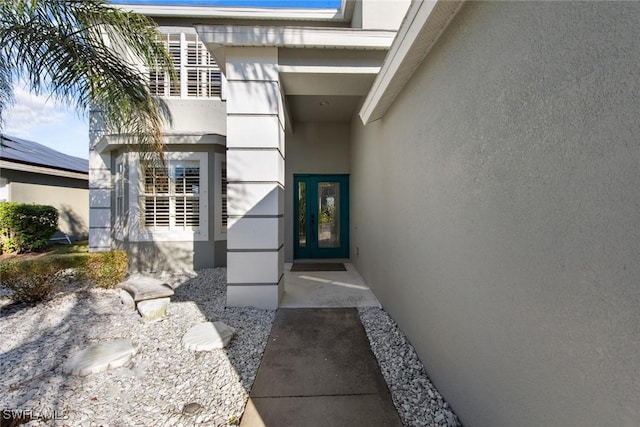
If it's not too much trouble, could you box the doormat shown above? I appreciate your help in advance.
[290,263,347,272]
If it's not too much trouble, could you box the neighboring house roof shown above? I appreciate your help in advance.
[0,133,88,180]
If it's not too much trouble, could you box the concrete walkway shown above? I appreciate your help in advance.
[240,308,402,426]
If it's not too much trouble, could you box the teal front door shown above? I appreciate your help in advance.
[294,174,349,259]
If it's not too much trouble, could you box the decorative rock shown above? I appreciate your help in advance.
[63,339,136,376]
[117,288,136,309]
[137,298,170,322]
[1,268,275,427]
[182,402,203,416]
[182,322,237,351]
[118,277,174,302]
[359,307,461,426]
[4,269,459,426]
[445,410,457,426]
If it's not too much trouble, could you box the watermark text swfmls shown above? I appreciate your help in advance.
[2,408,65,421]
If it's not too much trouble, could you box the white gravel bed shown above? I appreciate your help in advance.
[1,267,460,426]
[0,268,274,426]
[359,307,461,427]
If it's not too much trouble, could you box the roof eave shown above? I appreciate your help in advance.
[359,0,465,125]
[0,159,88,180]
[95,133,227,153]
[195,25,396,50]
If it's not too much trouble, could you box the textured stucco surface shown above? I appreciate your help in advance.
[351,2,640,426]
[162,99,227,135]
[352,0,411,31]
[125,240,216,272]
[285,122,350,262]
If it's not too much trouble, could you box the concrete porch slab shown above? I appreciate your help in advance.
[281,262,380,308]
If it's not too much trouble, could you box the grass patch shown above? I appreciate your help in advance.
[0,240,89,263]
[49,241,89,255]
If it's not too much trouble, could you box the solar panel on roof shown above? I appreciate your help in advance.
[0,133,88,174]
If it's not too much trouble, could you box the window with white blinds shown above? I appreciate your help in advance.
[149,32,222,98]
[142,161,200,231]
[127,152,208,242]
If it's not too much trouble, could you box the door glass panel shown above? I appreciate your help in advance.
[318,182,340,248]
[298,181,306,248]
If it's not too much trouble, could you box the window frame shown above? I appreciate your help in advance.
[114,154,126,241]
[128,152,209,242]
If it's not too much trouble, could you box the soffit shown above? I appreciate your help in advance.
[280,71,377,96]
[277,49,381,122]
[287,95,361,123]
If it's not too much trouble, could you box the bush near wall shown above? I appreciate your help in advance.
[81,250,129,289]
[0,202,58,253]
[0,250,128,303]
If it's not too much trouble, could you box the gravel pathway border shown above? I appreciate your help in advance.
[1,268,460,426]
[359,307,461,427]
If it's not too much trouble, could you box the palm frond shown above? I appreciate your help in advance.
[0,60,11,127]
[0,0,174,161]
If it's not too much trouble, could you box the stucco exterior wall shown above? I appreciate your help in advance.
[124,240,217,272]
[351,2,640,426]
[162,99,226,135]
[285,122,350,261]
[351,0,411,30]
[1,170,88,240]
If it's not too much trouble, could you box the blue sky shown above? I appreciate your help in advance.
[2,0,338,160]
[3,85,90,160]
[112,0,341,7]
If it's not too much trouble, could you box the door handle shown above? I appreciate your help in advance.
[311,214,316,241]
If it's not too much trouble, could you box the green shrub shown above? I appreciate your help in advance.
[0,202,58,253]
[80,250,128,289]
[0,250,128,302]
[0,257,74,303]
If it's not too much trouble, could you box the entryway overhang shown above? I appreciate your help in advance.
[194,24,395,309]
[195,25,393,123]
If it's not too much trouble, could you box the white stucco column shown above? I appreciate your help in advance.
[88,110,113,252]
[225,47,285,309]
